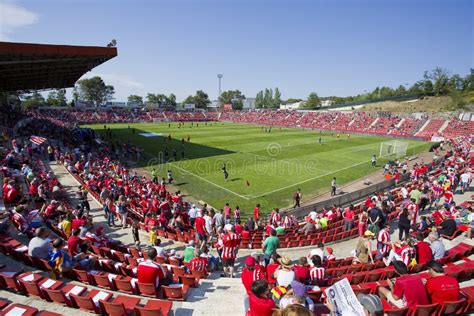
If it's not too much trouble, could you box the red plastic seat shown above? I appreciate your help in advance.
[70,289,112,314]
[350,272,366,285]
[437,299,466,315]
[37,311,62,316]
[99,295,141,316]
[180,275,199,288]
[137,282,160,298]
[365,271,382,282]
[113,277,136,294]
[162,285,189,301]
[410,303,439,316]
[43,284,86,307]
[0,298,9,309]
[135,299,173,316]
[0,303,38,316]
[384,307,409,316]
[92,273,115,290]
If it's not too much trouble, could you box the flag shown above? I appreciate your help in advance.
[30,136,47,145]
[246,180,250,186]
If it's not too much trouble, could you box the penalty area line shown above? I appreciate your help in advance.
[251,159,370,199]
[167,163,251,200]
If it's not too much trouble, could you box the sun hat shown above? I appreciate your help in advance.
[364,230,375,237]
[278,256,293,268]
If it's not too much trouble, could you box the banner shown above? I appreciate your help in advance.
[431,136,445,142]
[30,136,47,145]
[324,278,365,316]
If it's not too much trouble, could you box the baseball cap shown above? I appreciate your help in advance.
[364,230,375,237]
[244,256,256,266]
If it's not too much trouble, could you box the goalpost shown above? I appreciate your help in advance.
[379,140,408,158]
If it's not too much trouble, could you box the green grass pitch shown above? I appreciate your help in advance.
[86,122,430,215]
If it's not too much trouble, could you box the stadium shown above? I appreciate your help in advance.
[0,1,473,316]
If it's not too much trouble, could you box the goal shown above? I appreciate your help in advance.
[379,140,408,158]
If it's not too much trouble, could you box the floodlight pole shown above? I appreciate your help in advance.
[217,74,223,105]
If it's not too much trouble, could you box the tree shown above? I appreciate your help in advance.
[74,76,114,106]
[273,88,281,108]
[301,92,321,109]
[424,67,450,96]
[193,90,211,108]
[22,91,45,108]
[127,95,143,104]
[422,79,434,96]
[395,85,407,96]
[219,90,245,105]
[46,89,67,106]
[263,88,273,108]
[183,95,195,105]
[166,94,177,106]
[255,91,264,108]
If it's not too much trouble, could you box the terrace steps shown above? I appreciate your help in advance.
[414,119,431,136]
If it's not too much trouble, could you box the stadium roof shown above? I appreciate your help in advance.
[0,41,117,92]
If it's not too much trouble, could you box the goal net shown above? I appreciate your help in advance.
[379,140,408,158]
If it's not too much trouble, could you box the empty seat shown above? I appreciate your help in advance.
[162,285,189,301]
[99,294,141,316]
[43,284,86,307]
[70,289,112,314]
[135,299,173,316]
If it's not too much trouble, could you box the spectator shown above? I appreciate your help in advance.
[343,204,355,231]
[279,281,314,312]
[376,224,391,259]
[266,254,281,285]
[428,232,446,260]
[28,227,52,260]
[195,211,207,249]
[415,232,433,265]
[293,257,310,283]
[274,304,312,316]
[219,224,241,278]
[436,217,457,237]
[358,210,368,237]
[48,238,95,274]
[378,260,429,309]
[153,238,166,258]
[308,242,325,266]
[67,228,83,256]
[242,256,266,310]
[274,256,295,287]
[263,229,280,265]
[248,279,276,316]
[137,247,167,288]
[397,208,411,241]
[326,247,335,261]
[309,255,325,284]
[383,238,416,267]
[183,240,196,263]
[425,260,460,304]
[299,221,316,234]
[353,230,375,264]
[0,210,11,235]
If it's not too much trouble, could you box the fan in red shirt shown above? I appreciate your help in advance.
[241,256,265,294]
[265,254,280,286]
[425,260,460,304]
[248,279,275,316]
[414,233,433,265]
[378,261,429,309]
[195,212,207,248]
[137,248,166,288]
[187,248,209,273]
[293,257,310,283]
[218,224,242,278]
[253,204,260,221]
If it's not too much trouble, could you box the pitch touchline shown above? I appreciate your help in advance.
[250,159,370,198]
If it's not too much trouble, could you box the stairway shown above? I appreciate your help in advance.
[414,119,431,136]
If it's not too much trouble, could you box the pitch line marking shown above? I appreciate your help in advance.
[250,159,370,199]
[167,162,251,200]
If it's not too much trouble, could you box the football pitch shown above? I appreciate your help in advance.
[87,122,431,213]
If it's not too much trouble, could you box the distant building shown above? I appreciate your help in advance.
[242,98,256,110]
[207,100,220,110]
[320,100,333,107]
[280,101,304,110]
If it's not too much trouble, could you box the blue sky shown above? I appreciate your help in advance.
[1,0,472,101]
